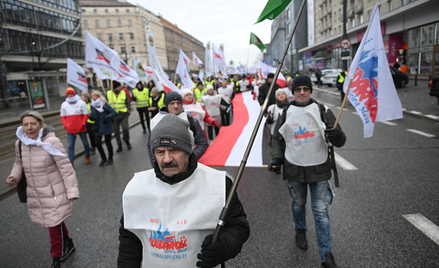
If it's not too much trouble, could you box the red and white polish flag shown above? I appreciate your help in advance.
[199,91,266,167]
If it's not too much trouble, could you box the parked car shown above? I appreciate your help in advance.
[390,66,409,88]
[429,76,439,105]
[310,69,336,84]
[321,69,343,87]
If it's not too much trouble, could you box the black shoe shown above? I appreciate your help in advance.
[105,159,113,166]
[143,129,146,134]
[116,145,123,153]
[126,141,132,150]
[51,257,60,268]
[60,237,75,262]
[295,229,308,250]
[322,253,338,268]
[99,159,107,167]
[90,148,96,155]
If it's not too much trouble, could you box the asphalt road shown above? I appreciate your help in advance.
[1,89,439,268]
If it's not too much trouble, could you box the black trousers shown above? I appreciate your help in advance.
[95,134,113,160]
[220,110,230,126]
[207,126,220,140]
[137,107,150,131]
[86,122,96,148]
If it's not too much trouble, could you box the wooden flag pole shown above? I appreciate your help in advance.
[99,78,106,95]
[334,78,353,128]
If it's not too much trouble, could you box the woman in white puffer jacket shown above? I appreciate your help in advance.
[6,110,79,268]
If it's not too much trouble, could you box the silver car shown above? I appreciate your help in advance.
[311,69,339,85]
[321,69,343,87]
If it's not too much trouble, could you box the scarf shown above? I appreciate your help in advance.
[66,95,81,108]
[16,127,65,156]
[276,99,288,109]
[91,99,104,113]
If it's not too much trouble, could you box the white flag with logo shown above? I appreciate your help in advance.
[144,66,154,77]
[198,70,205,83]
[155,69,179,93]
[179,49,191,67]
[133,56,148,83]
[212,43,226,67]
[205,41,213,77]
[146,31,169,80]
[94,68,112,80]
[193,52,203,66]
[176,59,196,89]
[67,58,88,92]
[343,3,403,138]
[85,32,119,76]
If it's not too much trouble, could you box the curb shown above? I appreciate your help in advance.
[0,118,141,202]
[314,87,439,124]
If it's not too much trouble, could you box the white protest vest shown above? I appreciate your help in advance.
[150,112,195,147]
[201,95,222,117]
[123,164,226,268]
[182,103,206,131]
[218,87,232,104]
[278,103,328,166]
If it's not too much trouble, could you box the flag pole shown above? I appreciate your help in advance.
[211,0,308,249]
[334,78,353,128]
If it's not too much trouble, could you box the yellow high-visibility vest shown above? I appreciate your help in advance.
[194,88,206,102]
[338,71,347,83]
[133,88,150,108]
[149,92,165,108]
[107,90,128,113]
[86,102,95,124]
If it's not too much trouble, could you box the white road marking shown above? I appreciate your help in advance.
[352,112,358,115]
[407,129,436,138]
[334,152,358,170]
[425,115,439,120]
[410,111,422,115]
[380,121,397,126]
[403,214,439,246]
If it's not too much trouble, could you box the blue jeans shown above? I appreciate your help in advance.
[67,132,90,162]
[286,179,334,262]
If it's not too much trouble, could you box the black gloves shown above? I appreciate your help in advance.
[324,126,342,142]
[196,234,226,268]
[268,158,282,174]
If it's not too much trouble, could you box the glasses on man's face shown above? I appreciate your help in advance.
[294,87,311,93]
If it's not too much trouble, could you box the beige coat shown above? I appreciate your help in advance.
[9,130,79,227]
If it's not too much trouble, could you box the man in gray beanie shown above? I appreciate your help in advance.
[147,90,208,165]
[118,114,250,267]
[269,74,346,268]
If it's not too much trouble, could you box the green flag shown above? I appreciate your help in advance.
[249,32,266,52]
[255,0,292,24]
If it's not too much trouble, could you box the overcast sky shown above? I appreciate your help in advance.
[129,0,273,67]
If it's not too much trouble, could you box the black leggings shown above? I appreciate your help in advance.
[137,107,150,131]
[95,134,113,160]
[220,110,230,126]
[86,123,96,148]
[207,126,220,140]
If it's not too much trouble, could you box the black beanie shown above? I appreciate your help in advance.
[112,80,121,89]
[292,75,313,94]
[164,91,183,107]
[267,73,275,79]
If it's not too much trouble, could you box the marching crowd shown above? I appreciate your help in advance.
[6,72,345,268]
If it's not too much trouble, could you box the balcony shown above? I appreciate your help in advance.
[348,9,355,18]
[356,2,363,13]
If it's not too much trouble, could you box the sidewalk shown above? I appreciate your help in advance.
[0,112,142,201]
[314,79,439,122]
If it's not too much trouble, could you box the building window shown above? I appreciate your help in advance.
[93,9,97,14]
[287,9,290,20]
[126,9,130,13]
[387,1,392,12]
[401,0,405,6]
[119,33,124,40]
[105,9,108,13]
[128,19,132,26]
[359,14,363,24]
[351,18,355,28]
[131,46,136,53]
[117,19,122,27]
[129,33,134,40]
[120,46,126,54]
[95,20,100,28]
[106,19,111,27]
[116,9,119,13]
[367,10,371,21]
[81,9,85,13]
[108,33,113,41]
[334,11,336,21]
[83,20,88,28]
[97,33,102,40]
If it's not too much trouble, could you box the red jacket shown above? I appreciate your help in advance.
[60,99,89,133]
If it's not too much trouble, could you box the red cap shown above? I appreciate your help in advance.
[65,87,76,96]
